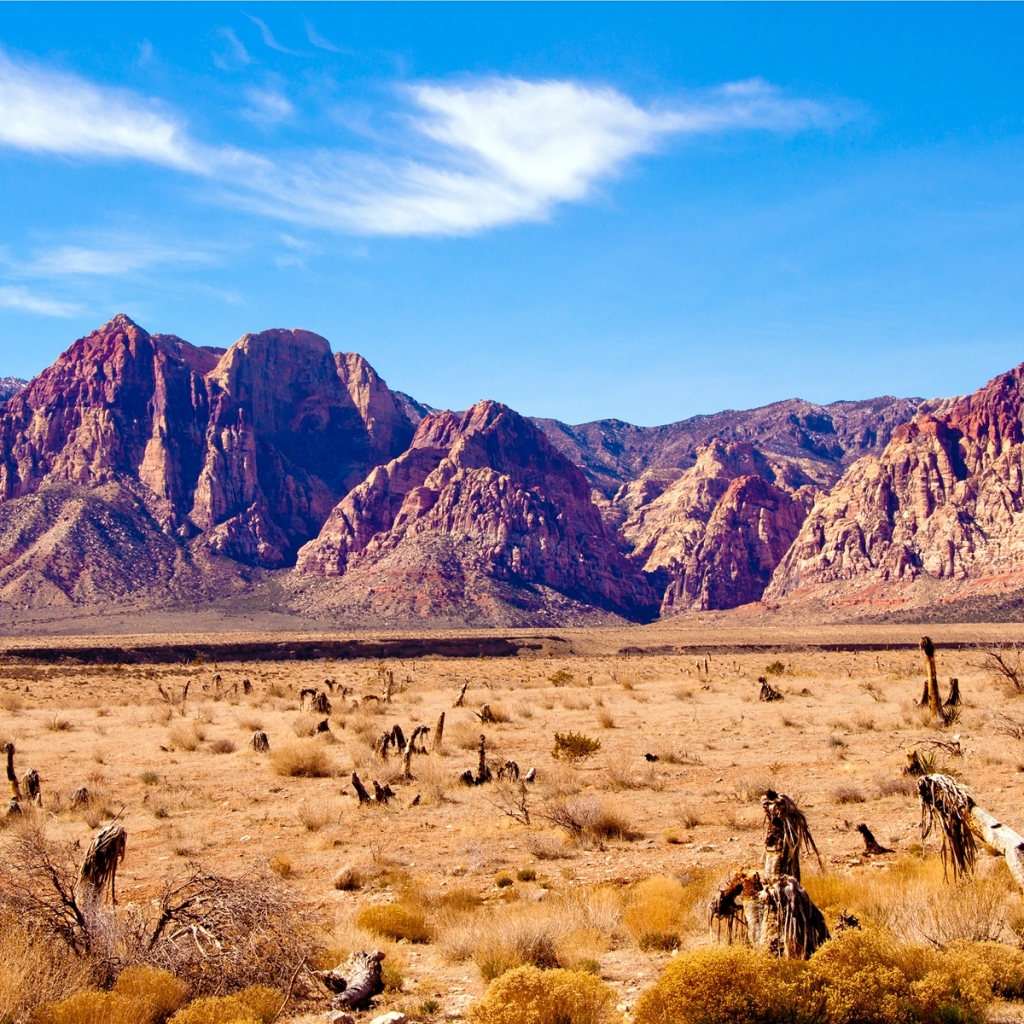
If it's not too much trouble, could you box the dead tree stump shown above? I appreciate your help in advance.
[403,725,430,779]
[78,823,127,905]
[454,682,468,707]
[391,724,406,749]
[904,749,926,776]
[317,950,385,1010]
[23,768,41,807]
[373,780,394,804]
[251,731,270,753]
[944,678,961,710]
[5,742,22,802]
[351,772,373,804]
[856,823,892,855]
[477,704,496,723]
[433,712,445,752]
[70,786,90,809]
[242,679,252,695]
[920,636,945,721]
[758,677,783,702]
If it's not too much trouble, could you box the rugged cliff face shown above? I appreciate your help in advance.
[0,315,417,602]
[765,365,1024,609]
[616,439,815,612]
[296,401,660,622]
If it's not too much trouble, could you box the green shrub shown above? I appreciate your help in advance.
[551,732,601,765]
[469,965,621,1024]
[548,670,574,686]
[356,903,432,943]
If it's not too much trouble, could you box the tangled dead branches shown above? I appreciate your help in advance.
[762,789,821,881]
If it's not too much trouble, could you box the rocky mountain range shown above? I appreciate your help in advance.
[0,313,1019,625]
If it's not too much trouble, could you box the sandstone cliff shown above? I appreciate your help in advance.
[295,401,659,622]
[765,364,1024,610]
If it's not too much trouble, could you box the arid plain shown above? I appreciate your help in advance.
[6,623,1024,1022]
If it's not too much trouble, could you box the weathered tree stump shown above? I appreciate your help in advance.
[403,725,430,779]
[919,636,947,721]
[78,823,127,905]
[317,950,385,1010]
[251,731,270,753]
[70,786,90,808]
[496,761,519,781]
[24,768,41,806]
[242,678,252,695]
[762,790,820,881]
[5,742,22,802]
[433,712,445,752]
[477,704,496,723]
[944,677,961,709]
[351,772,373,804]
[373,780,394,804]
[857,823,892,855]
[904,749,926,776]
[758,677,783,702]
[454,682,468,708]
[316,719,332,734]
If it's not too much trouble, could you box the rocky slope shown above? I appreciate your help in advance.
[294,401,659,623]
[617,439,816,613]
[765,363,1024,612]
[535,395,922,497]
[0,315,416,605]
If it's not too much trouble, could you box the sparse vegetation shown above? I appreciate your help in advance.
[552,731,602,764]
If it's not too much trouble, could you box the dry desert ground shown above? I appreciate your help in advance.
[7,624,1024,1022]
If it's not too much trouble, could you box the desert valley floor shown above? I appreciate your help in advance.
[7,622,1024,1022]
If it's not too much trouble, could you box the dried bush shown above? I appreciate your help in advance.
[733,775,771,803]
[0,911,93,1024]
[469,965,621,1024]
[167,722,204,753]
[290,713,320,738]
[633,932,1001,1024]
[296,795,341,832]
[356,903,431,943]
[542,796,638,846]
[595,708,615,729]
[0,691,24,712]
[208,738,235,755]
[417,758,453,805]
[832,786,866,805]
[551,732,601,765]
[45,713,75,732]
[0,827,318,997]
[332,865,363,891]
[167,985,283,1024]
[35,968,189,1024]
[623,874,713,951]
[270,740,331,777]
[548,669,574,686]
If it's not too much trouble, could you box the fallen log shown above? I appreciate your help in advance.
[317,950,385,1010]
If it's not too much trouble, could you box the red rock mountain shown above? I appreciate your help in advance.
[295,401,659,622]
[0,314,973,624]
[616,439,815,613]
[765,363,1024,613]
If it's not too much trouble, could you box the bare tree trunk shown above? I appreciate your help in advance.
[970,805,1024,893]
[944,678,961,709]
[454,682,468,707]
[433,712,445,752]
[5,743,22,803]
[920,636,944,719]
[351,772,373,804]
[24,768,41,807]
[856,823,892,855]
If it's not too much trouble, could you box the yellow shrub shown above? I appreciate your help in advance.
[270,740,331,777]
[168,985,283,1024]
[632,946,805,1024]
[113,966,189,1022]
[356,903,432,943]
[33,991,135,1024]
[469,965,621,1024]
[946,940,1024,998]
[622,876,691,950]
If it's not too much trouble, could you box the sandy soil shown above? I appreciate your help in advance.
[4,631,1024,1020]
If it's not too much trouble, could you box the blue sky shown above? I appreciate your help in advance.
[1,3,1023,425]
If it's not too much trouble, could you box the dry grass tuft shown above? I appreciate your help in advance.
[832,785,866,805]
[270,740,332,777]
[356,902,432,943]
[168,721,205,752]
[208,738,235,755]
[296,795,341,831]
[167,985,283,1024]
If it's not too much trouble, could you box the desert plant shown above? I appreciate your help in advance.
[208,738,236,755]
[469,965,621,1024]
[332,865,363,891]
[297,795,341,832]
[832,785,866,805]
[167,985,283,1024]
[548,669,574,686]
[168,722,204,752]
[356,903,431,943]
[542,795,638,846]
[765,661,786,676]
[270,740,331,777]
[552,732,601,765]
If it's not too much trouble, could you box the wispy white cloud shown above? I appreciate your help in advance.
[244,14,306,56]
[241,87,294,125]
[16,239,215,277]
[0,49,200,169]
[230,77,845,236]
[304,18,345,54]
[213,28,250,70]
[0,50,851,238]
[0,286,80,317]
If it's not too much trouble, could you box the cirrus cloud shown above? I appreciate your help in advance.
[0,48,852,238]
